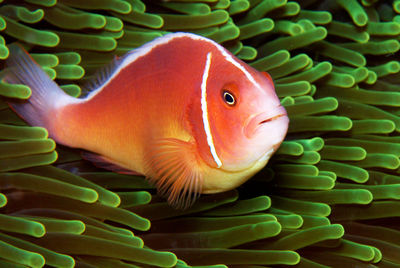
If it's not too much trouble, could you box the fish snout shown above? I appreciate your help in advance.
[244,106,288,138]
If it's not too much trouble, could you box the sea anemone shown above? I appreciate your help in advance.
[1,0,400,267]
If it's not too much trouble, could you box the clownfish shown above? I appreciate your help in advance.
[5,33,289,208]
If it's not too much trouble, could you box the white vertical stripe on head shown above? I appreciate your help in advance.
[201,52,222,168]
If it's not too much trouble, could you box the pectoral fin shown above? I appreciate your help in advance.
[145,138,203,209]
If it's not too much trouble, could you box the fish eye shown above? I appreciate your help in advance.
[223,90,235,106]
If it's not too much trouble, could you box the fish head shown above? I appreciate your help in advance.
[190,51,289,173]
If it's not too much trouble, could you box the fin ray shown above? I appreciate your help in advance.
[145,138,203,209]
[83,55,125,96]
[5,44,76,132]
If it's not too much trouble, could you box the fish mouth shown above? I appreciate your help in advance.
[259,113,286,125]
[244,107,288,138]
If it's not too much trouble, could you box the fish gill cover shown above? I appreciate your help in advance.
[0,0,399,267]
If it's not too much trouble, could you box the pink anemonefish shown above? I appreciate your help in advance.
[5,32,289,208]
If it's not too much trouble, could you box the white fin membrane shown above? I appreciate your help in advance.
[82,55,125,98]
[5,45,77,129]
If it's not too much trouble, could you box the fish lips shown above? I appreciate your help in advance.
[244,106,289,140]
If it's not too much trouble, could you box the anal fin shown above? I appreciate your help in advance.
[81,151,142,175]
[145,138,203,209]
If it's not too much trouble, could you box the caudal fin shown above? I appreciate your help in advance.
[4,45,75,134]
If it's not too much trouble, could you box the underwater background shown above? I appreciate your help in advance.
[0,0,400,267]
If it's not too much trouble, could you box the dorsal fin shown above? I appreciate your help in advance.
[83,54,126,95]
[145,138,204,209]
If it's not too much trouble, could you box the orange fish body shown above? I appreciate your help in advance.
[6,33,289,208]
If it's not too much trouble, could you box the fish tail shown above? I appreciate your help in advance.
[5,45,77,140]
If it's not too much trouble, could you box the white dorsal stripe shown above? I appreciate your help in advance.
[220,49,261,89]
[84,32,261,101]
[201,52,222,168]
